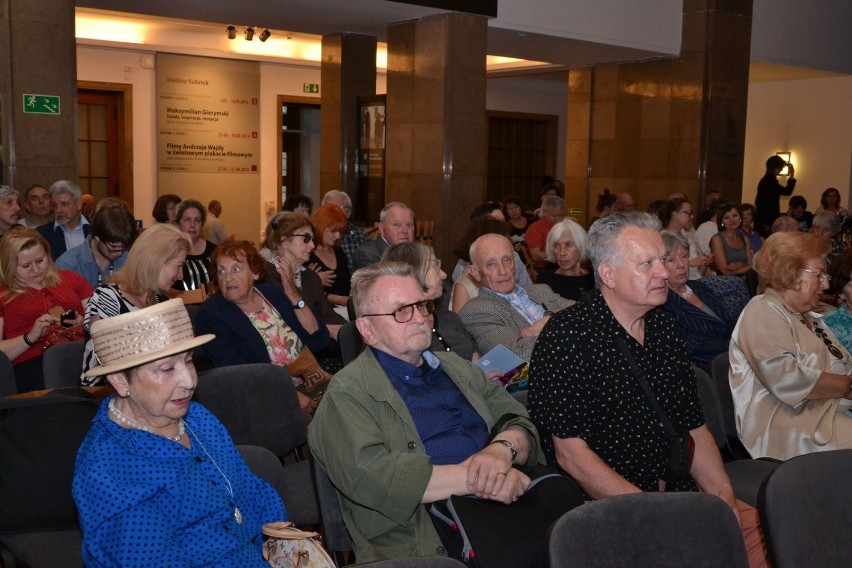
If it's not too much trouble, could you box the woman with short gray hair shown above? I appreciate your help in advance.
[660,230,734,372]
[537,219,594,301]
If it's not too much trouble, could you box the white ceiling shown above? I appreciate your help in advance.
[77,0,850,81]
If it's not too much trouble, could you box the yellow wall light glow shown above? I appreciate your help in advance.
[76,15,147,44]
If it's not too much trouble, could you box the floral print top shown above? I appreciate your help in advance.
[246,297,303,368]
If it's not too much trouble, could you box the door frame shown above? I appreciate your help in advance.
[77,81,133,205]
[277,95,321,211]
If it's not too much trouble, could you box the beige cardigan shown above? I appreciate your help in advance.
[729,288,852,460]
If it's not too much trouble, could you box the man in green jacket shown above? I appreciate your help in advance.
[309,261,544,563]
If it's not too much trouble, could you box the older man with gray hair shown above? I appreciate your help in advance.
[528,211,769,567]
[308,261,556,562]
[322,189,371,271]
[351,201,416,271]
[0,185,22,238]
[37,179,90,259]
[459,233,572,361]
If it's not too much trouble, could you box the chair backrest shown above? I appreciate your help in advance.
[312,459,354,558]
[195,364,305,458]
[548,492,748,568]
[360,558,467,567]
[710,352,738,440]
[237,444,318,526]
[758,449,852,568]
[0,351,16,396]
[42,341,86,390]
[338,321,364,365]
[693,365,726,448]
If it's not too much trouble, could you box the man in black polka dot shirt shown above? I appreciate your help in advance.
[528,212,769,567]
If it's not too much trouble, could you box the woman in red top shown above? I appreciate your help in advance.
[0,227,93,392]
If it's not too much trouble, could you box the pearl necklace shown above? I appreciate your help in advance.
[108,398,185,442]
[185,422,243,525]
[677,285,694,299]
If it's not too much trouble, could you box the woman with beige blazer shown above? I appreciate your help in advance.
[729,232,852,460]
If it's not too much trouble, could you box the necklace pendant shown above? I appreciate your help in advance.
[234,506,243,524]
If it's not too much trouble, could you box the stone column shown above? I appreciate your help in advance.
[574,2,752,215]
[320,33,376,202]
[0,0,77,190]
[386,12,488,264]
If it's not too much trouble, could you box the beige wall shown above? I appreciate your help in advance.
[741,75,852,210]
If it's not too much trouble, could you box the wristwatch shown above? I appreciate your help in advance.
[292,299,306,309]
[489,439,517,463]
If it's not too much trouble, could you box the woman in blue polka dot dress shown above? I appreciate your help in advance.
[72,299,287,567]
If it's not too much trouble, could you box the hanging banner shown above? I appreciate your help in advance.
[156,54,260,174]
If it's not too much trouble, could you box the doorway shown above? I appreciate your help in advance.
[486,111,558,209]
[278,97,321,210]
[76,82,133,203]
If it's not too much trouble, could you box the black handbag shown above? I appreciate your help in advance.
[616,336,695,484]
[428,465,583,567]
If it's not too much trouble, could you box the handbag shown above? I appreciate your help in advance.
[615,336,695,484]
[286,349,333,400]
[36,324,85,353]
[428,466,584,567]
[262,522,334,568]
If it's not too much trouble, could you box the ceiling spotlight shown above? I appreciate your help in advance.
[245,27,255,41]
[258,29,271,42]
[226,25,236,40]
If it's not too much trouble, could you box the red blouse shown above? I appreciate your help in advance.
[0,270,93,364]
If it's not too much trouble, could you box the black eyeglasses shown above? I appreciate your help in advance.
[289,233,313,244]
[813,324,845,359]
[361,300,435,323]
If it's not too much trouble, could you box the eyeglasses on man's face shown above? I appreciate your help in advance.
[676,210,694,217]
[360,299,435,324]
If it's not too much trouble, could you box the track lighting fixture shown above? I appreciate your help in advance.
[245,27,255,41]
[226,25,236,40]
[258,29,271,42]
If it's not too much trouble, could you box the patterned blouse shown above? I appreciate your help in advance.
[245,294,303,369]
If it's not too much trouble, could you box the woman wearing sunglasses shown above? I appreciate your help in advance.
[195,238,332,415]
[729,231,852,460]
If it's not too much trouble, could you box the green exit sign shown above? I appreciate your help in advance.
[302,83,320,94]
[568,208,584,216]
[23,94,61,115]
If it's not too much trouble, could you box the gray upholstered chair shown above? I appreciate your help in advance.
[694,365,781,507]
[42,340,85,389]
[710,352,752,460]
[313,460,354,566]
[0,351,16,396]
[195,364,318,525]
[338,320,364,365]
[758,449,852,568]
[0,393,98,567]
[548,492,748,568]
[359,558,466,566]
[237,445,315,526]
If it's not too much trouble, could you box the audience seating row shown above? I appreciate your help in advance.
[3,343,851,567]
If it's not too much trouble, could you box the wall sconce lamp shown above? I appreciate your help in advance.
[776,152,792,176]
[226,25,236,40]
[258,29,272,42]
[245,27,255,41]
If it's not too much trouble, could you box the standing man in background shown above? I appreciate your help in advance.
[205,200,228,245]
[755,155,796,237]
